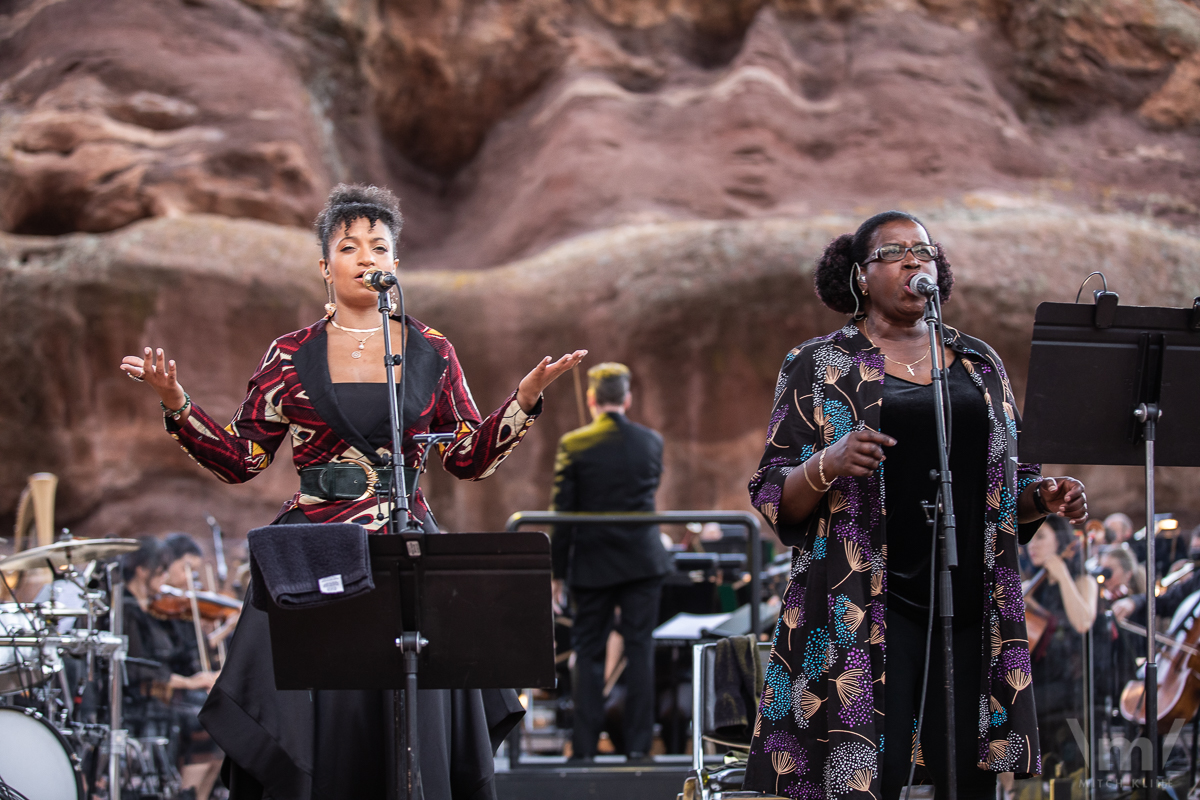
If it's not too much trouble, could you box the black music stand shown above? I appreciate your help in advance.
[263,531,556,800]
[1021,297,1200,795]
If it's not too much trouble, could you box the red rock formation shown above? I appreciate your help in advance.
[1,0,1199,541]
[2,211,1197,543]
[0,0,334,234]
[2,0,1198,250]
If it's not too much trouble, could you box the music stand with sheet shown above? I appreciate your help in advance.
[1021,297,1200,794]
[264,530,555,799]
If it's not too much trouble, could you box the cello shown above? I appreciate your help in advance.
[1118,586,1200,735]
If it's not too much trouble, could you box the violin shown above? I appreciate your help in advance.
[1023,537,1081,654]
[149,584,241,622]
[1100,581,1132,604]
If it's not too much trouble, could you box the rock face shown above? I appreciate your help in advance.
[2,0,1199,252]
[2,211,1197,544]
[1,0,1199,542]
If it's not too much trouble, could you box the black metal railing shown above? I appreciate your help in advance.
[503,509,764,768]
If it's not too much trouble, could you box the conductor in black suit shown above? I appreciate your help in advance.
[551,362,669,761]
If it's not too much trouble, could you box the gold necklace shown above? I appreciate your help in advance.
[860,322,932,376]
[329,319,381,358]
[884,350,931,376]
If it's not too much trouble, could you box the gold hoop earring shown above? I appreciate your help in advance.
[324,280,337,319]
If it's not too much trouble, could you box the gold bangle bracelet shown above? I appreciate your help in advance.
[803,458,825,493]
[818,448,831,488]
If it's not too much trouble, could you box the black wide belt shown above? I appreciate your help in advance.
[299,462,419,501]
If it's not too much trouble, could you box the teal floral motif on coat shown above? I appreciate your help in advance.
[743,323,1044,799]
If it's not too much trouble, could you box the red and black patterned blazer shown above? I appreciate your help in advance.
[166,316,540,530]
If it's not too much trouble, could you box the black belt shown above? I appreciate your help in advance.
[299,462,419,501]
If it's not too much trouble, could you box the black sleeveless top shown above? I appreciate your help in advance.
[332,382,425,446]
[880,359,990,626]
[332,383,390,442]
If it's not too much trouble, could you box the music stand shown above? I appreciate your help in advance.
[263,530,556,800]
[1021,297,1200,795]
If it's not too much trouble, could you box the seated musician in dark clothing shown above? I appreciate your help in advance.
[1113,525,1200,626]
[121,539,219,776]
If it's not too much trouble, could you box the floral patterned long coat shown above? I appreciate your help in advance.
[743,322,1044,799]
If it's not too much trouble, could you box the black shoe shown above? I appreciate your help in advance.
[567,754,594,764]
[626,752,654,765]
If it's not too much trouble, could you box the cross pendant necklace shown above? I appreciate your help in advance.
[884,350,931,376]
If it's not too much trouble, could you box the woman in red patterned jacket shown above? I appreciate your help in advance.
[120,184,586,800]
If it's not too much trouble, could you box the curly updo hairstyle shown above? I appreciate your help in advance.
[314,183,403,261]
[813,210,953,315]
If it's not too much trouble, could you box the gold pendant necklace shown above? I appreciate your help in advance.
[330,319,381,358]
[884,350,931,376]
[860,321,932,376]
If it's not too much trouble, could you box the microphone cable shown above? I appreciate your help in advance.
[905,287,955,800]
[904,485,942,800]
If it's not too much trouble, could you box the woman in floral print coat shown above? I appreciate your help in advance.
[743,211,1088,800]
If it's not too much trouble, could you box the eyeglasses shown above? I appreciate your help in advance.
[865,243,938,263]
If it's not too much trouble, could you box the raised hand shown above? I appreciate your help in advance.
[517,350,588,412]
[120,347,188,412]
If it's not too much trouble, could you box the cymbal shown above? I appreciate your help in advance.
[0,538,140,572]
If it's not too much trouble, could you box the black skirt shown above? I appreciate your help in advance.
[201,572,523,799]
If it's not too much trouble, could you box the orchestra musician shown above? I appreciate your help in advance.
[1113,525,1200,627]
[741,211,1087,800]
[120,538,219,770]
[1104,513,1134,546]
[158,532,225,795]
[1092,545,1142,748]
[120,183,586,799]
[1025,515,1097,778]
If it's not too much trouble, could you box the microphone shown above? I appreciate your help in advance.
[908,273,938,298]
[361,268,398,292]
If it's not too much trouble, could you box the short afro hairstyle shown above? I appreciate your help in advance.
[314,183,403,261]
[813,211,953,315]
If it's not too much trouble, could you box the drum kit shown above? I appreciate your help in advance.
[0,535,157,800]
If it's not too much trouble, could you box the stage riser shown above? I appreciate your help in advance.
[496,768,690,799]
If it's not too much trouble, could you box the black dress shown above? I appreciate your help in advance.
[206,381,524,800]
[124,599,209,766]
[879,360,996,800]
[1030,579,1086,775]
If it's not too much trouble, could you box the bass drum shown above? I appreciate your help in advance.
[0,603,61,694]
[0,706,83,800]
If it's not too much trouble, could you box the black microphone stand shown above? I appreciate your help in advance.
[375,279,426,800]
[923,282,959,800]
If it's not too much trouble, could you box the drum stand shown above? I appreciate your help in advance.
[107,561,126,800]
[1,562,128,798]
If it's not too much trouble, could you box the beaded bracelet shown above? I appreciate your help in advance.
[161,392,192,421]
